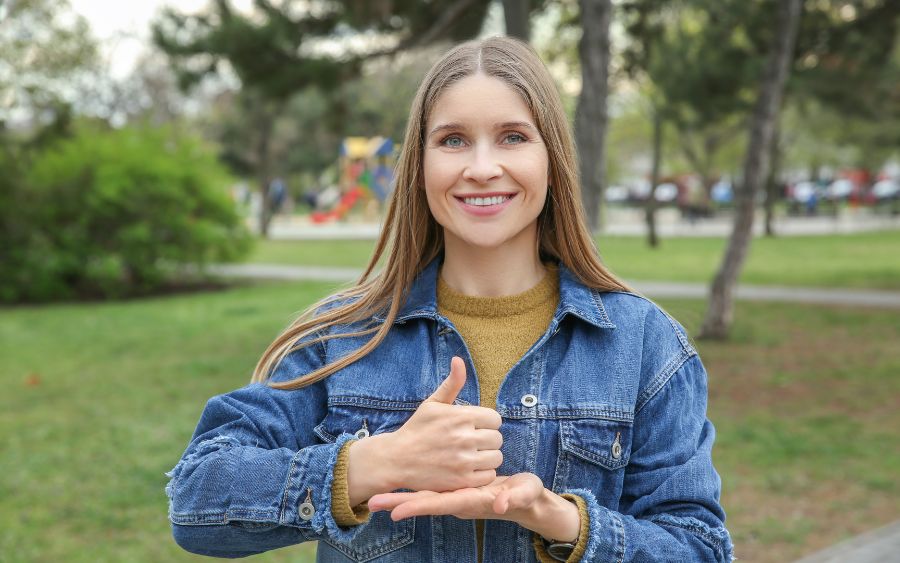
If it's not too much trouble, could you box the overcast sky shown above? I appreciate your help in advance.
[67,1,515,79]
[68,0,239,78]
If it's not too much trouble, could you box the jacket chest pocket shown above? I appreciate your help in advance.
[552,418,632,504]
[314,401,416,562]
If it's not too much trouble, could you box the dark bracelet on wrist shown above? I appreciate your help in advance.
[541,537,576,561]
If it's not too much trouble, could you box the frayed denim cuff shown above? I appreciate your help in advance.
[283,433,359,537]
[561,488,735,563]
[561,488,625,562]
[291,432,373,544]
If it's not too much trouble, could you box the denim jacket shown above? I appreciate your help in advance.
[167,258,734,562]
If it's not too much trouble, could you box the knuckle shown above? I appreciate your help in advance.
[454,452,474,471]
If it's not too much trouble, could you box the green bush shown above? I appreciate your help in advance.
[0,124,252,303]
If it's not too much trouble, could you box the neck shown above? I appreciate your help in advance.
[440,236,546,297]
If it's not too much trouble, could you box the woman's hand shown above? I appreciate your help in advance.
[367,473,545,522]
[370,356,504,494]
[368,473,582,544]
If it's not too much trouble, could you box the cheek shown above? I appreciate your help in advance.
[510,157,550,194]
[423,154,457,192]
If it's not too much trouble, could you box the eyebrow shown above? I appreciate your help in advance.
[427,121,537,138]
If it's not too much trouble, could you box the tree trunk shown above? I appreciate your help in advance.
[502,0,530,41]
[256,110,275,238]
[645,107,663,248]
[700,0,801,340]
[764,122,782,237]
[575,0,612,233]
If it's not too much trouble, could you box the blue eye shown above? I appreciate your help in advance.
[504,133,527,144]
[441,135,465,148]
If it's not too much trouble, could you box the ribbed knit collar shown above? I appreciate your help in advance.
[437,263,559,318]
[374,255,617,330]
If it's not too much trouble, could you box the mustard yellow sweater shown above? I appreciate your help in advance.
[330,264,588,562]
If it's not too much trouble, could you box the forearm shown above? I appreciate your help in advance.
[515,487,581,543]
[168,434,357,555]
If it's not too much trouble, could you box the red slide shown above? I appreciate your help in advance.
[310,186,363,224]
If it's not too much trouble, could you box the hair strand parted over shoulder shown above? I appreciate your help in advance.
[251,36,632,390]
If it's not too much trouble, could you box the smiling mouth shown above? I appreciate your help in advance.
[456,194,515,207]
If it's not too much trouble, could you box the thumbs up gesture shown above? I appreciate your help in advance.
[378,357,504,494]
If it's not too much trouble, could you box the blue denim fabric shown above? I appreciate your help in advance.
[167,257,734,561]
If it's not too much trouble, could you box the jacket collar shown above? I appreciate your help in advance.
[382,256,616,330]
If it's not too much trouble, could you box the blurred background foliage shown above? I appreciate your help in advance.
[1,1,898,561]
[2,123,250,302]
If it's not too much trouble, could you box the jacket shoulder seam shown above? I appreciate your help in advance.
[635,348,696,414]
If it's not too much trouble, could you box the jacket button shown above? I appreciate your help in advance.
[611,432,622,460]
[521,394,538,407]
[299,488,315,521]
[299,502,315,521]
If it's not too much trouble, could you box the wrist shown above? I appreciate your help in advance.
[346,433,399,505]
[517,488,580,543]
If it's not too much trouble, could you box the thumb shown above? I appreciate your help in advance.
[426,356,467,404]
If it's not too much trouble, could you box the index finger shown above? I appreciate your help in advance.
[389,489,488,521]
[458,405,502,430]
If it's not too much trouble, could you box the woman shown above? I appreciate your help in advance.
[166,37,733,562]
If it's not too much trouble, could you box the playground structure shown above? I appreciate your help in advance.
[310,136,395,223]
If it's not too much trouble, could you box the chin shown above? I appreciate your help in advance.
[459,232,530,253]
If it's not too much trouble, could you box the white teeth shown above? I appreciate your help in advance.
[462,195,510,206]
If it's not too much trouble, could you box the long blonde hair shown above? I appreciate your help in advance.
[252,36,631,390]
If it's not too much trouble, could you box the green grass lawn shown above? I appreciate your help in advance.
[244,230,900,290]
[2,281,898,562]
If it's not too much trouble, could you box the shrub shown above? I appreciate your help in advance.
[0,123,252,303]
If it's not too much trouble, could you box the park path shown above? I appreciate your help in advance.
[264,208,900,240]
[206,263,900,309]
[792,520,900,563]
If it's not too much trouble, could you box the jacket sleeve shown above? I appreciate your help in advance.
[561,353,734,562]
[165,332,378,557]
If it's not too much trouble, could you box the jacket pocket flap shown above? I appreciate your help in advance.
[314,401,411,444]
[559,419,631,470]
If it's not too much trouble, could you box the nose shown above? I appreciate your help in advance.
[462,143,502,184]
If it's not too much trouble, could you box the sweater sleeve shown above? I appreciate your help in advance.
[330,440,372,526]
[532,493,590,563]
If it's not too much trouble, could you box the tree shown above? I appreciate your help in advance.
[700,0,802,339]
[761,0,900,233]
[503,0,532,40]
[153,0,492,237]
[622,0,764,209]
[790,0,900,183]
[0,0,98,128]
[575,0,613,232]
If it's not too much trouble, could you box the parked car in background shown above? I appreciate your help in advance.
[628,179,679,204]
[654,182,679,203]
[825,178,854,200]
[605,185,630,203]
[872,179,899,201]
[787,181,819,204]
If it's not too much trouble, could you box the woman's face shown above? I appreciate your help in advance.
[423,73,549,258]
